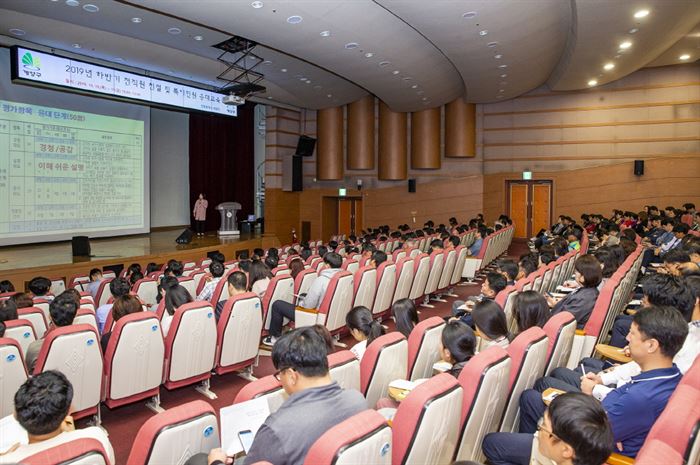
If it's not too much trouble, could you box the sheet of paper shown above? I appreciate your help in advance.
[220,397,271,456]
[389,379,416,391]
[0,415,28,454]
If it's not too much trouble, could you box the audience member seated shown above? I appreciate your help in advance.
[546,255,601,329]
[452,272,507,325]
[657,248,692,276]
[472,300,511,350]
[566,227,582,252]
[0,279,14,293]
[592,247,618,290]
[129,270,144,288]
[513,290,550,334]
[369,250,388,268]
[249,260,273,298]
[391,298,419,338]
[165,259,184,278]
[196,261,225,301]
[0,298,18,324]
[441,320,477,377]
[482,305,686,464]
[264,255,278,271]
[215,271,248,321]
[162,284,193,336]
[86,268,103,300]
[345,306,385,360]
[25,292,78,372]
[496,259,519,286]
[9,292,34,310]
[0,371,115,464]
[100,294,143,353]
[641,223,689,268]
[155,275,179,306]
[288,258,305,280]
[28,276,53,302]
[96,278,130,334]
[263,252,343,346]
[468,227,487,256]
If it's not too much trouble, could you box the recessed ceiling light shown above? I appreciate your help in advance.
[299,77,307,81]
[628,28,638,34]
[327,94,332,98]
[82,3,98,12]
[588,79,598,86]
[603,62,615,70]
[494,54,503,59]
[499,89,504,93]
[402,77,412,81]
[192,35,203,41]
[378,61,390,67]
[306,81,311,84]
[487,41,499,47]
[131,17,142,23]
[251,1,263,8]
[267,96,273,100]
[320,30,331,37]
[262,60,272,65]
[411,84,418,89]
[281,68,287,72]
[65,0,79,6]
[500,74,507,78]
[345,42,359,49]
[392,70,400,75]
[619,41,632,49]
[422,97,428,101]
[364,52,374,58]
[72,43,81,48]
[479,30,488,36]
[463,11,477,19]
[633,9,649,19]
[679,54,691,60]
[9,28,26,36]
[168,27,181,35]
[498,64,508,69]
[287,15,303,24]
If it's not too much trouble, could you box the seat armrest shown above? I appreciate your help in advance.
[595,344,632,364]
[294,307,320,328]
[606,453,634,465]
[575,329,586,336]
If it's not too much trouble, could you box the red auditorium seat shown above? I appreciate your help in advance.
[372,261,397,318]
[3,319,37,356]
[125,400,219,465]
[303,410,392,465]
[391,257,415,304]
[0,336,27,417]
[408,253,430,302]
[214,292,263,378]
[542,311,577,376]
[73,308,99,332]
[132,278,159,308]
[233,374,288,413]
[406,316,445,381]
[17,306,48,337]
[293,268,317,299]
[22,438,111,465]
[328,349,361,391]
[421,250,445,306]
[360,332,408,408]
[295,270,354,338]
[352,266,378,309]
[261,274,294,333]
[94,278,115,308]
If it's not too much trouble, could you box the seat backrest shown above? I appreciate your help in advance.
[328,350,361,392]
[233,375,288,413]
[73,308,99,332]
[104,312,164,407]
[4,319,36,356]
[133,278,159,307]
[34,324,103,419]
[317,271,354,334]
[543,311,577,376]
[215,293,263,374]
[455,347,512,462]
[500,327,549,432]
[408,254,431,300]
[303,410,391,465]
[95,278,115,308]
[392,257,415,304]
[163,301,217,386]
[372,262,397,316]
[126,400,219,465]
[22,438,110,465]
[353,266,378,309]
[407,317,445,381]
[0,337,27,417]
[17,307,48,338]
[450,246,468,286]
[294,269,317,296]
[423,251,445,295]
[261,275,294,330]
[360,332,408,408]
[437,249,457,291]
[392,373,463,465]
[178,277,197,297]
[49,278,66,296]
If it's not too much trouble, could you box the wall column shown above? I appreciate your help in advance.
[347,95,375,170]
[411,107,441,169]
[445,98,476,158]
[317,106,344,180]
[378,101,407,180]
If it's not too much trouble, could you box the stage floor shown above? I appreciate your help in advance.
[0,228,267,290]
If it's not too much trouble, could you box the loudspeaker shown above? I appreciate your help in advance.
[71,236,91,256]
[292,155,303,192]
[295,135,317,157]
[408,179,416,193]
[175,228,193,244]
[634,160,644,176]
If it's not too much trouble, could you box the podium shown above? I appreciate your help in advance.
[216,202,241,236]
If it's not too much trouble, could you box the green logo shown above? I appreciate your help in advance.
[21,52,41,71]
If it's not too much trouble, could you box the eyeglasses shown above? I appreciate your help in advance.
[273,367,291,381]
[537,417,559,441]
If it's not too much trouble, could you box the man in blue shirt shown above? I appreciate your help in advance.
[468,227,487,256]
[482,305,687,465]
[95,278,130,333]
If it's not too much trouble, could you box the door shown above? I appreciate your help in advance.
[507,180,552,238]
[337,198,363,237]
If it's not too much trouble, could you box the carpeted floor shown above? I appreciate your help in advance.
[91,240,530,463]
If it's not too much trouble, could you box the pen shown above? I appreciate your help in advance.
[580,363,586,377]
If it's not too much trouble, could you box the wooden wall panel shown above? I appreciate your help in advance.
[445,98,476,158]
[264,188,300,244]
[378,102,408,180]
[347,95,375,170]
[317,106,344,180]
[411,107,441,169]
[508,184,528,238]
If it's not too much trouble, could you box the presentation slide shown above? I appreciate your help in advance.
[0,99,145,244]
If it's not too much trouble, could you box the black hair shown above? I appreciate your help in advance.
[228,271,248,291]
[14,370,74,435]
[391,298,419,338]
[238,259,252,272]
[567,228,582,241]
[547,392,614,465]
[641,274,695,322]
[0,320,5,337]
[49,293,78,327]
[300,248,313,261]
[164,284,193,316]
[0,299,18,322]
[371,250,388,267]
[430,239,444,250]
[620,228,637,241]
[249,260,273,289]
[485,272,508,295]
[497,259,519,281]
[253,248,265,258]
[109,277,131,299]
[89,268,102,280]
[129,271,144,287]
[146,262,160,274]
[593,247,618,278]
[663,248,691,264]
[127,263,142,276]
[324,252,343,269]
[633,305,688,358]
[209,260,225,278]
[574,255,602,288]
[28,276,51,296]
[210,252,226,263]
[0,280,14,293]
[264,255,278,270]
[472,300,511,341]
[448,235,460,248]
[684,275,700,303]
[272,326,329,377]
[673,223,690,234]
[346,306,385,345]
[514,290,550,333]
[167,260,184,277]
[441,321,476,364]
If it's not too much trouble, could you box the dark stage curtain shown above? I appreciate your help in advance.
[188,103,255,232]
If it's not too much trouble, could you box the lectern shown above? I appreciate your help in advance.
[216,202,241,236]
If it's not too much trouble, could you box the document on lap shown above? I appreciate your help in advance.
[220,397,270,456]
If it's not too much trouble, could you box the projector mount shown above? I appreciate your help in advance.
[213,36,267,99]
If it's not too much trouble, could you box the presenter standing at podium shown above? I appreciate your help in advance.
[193,193,208,237]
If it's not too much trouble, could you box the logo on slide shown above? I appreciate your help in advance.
[22,52,41,71]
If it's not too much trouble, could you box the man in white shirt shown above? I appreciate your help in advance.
[196,261,225,302]
[85,268,104,300]
[0,371,115,464]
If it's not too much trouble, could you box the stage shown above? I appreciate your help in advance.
[0,227,274,291]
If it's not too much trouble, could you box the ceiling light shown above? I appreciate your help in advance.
[633,9,649,19]
[327,94,332,98]
[306,81,312,84]
[320,30,331,37]
[619,41,632,49]
[299,77,307,81]
[479,30,488,36]
[65,0,79,6]
[267,96,273,100]
[411,85,418,89]
[168,27,181,35]
[487,41,499,47]
[82,3,98,12]
[281,68,287,72]
[193,35,203,41]
[494,54,502,59]
[588,79,598,86]
[629,28,638,34]
[463,11,477,19]
[402,77,412,81]
[500,73,507,78]
[345,42,359,49]
[251,1,263,8]
[131,17,142,23]
[392,70,400,75]
[603,62,615,70]
[9,28,26,36]
[378,61,390,67]
[498,64,508,69]
[422,97,428,101]
[287,15,303,24]
[262,60,272,65]
[679,54,691,60]
[72,43,81,48]
[364,52,374,58]
[499,89,504,93]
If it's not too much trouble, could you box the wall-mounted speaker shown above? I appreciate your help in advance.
[408,179,416,193]
[292,155,303,191]
[295,135,317,157]
[634,160,644,176]
[71,236,91,256]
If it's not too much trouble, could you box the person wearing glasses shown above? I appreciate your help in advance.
[190,327,367,465]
